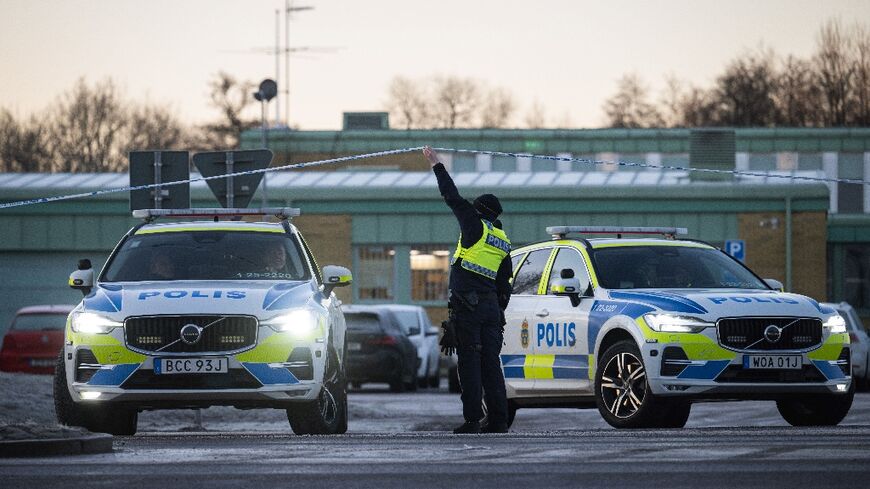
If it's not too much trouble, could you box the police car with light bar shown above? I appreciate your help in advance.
[55,207,352,435]
[498,226,852,429]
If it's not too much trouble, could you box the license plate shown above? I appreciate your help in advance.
[29,358,54,368]
[348,342,362,351]
[154,357,228,375]
[743,354,802,370]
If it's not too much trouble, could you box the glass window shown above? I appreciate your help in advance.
[748,153,776,171]
[546,248,591,295]
[357,246,394,300]
[844,244,870,309]
[344,313,382,332]
[102,231,310,282]
[512,248,552,295]
[12,314,68,331]
[452,154,476,172]
[798,153,823,171]
[492,155,517,172]
[589,246,768,290]
[661,153,690,169]
[411,245,451,302]
[390,310,421,335]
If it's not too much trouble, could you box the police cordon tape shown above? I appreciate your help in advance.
[0,146,867,210]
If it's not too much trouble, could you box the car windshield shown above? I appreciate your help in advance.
[12,314,68,331]
[589,245,768,290]
[102,230,310,282]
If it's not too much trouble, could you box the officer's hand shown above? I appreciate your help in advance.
[423,146,440,168]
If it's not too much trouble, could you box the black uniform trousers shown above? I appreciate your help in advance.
[453,293,508,425]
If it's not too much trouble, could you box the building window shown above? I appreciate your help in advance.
[411,245,451,301]
[357,246,394,300]
[843,244,870,310]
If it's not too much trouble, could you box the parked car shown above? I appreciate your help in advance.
[822,302,869,390]
[378,304,441,388]
[0,305,74,374]
[343,305,419,392]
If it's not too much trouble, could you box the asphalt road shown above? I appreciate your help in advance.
[2,388,870,488]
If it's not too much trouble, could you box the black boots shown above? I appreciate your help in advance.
[481,422,509,434]
[452,421,481,434]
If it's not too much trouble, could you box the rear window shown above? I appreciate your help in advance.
[344,313,383,332]
[390,310,421,336]
[12,314,68,331]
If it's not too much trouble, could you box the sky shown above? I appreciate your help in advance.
[1,0,869,130]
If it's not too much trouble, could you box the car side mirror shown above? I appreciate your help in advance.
[322,265,352,296]
[425,326,440,337]
[764,278,784,292]
[550,268,584,307]
[69,259,94,296]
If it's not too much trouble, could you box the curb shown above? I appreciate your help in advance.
[0,434,113,458]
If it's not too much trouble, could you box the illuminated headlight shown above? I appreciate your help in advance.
[643,314,712,333]
[70,312,123,334]
[823,314,847,334]
[261,309,319,336]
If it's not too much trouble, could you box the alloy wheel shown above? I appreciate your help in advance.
[600,352,647,419]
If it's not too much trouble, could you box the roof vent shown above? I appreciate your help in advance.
[689,129,735,181]
[342,112,389,131]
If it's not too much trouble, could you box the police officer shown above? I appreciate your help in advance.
[423,146,512,434]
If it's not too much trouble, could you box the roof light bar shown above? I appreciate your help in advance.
[546,226,688,240]
[132,207,300,222]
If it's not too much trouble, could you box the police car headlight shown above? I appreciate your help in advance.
[70,312,123,334]
[643,314,712,333]
[262,309,319,337]
[823,314,847,334]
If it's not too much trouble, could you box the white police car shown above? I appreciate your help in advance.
[500,226,853,429]
[55,208,352,435]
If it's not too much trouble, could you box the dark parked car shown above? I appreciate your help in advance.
[343,305,419,392]
[0,305,74,374]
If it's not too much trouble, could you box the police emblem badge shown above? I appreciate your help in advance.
[521,318,529,348]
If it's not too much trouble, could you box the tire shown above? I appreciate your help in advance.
[389,379,406,393]
[418,376,428,389]
[428,374,440,389]
[287,343,348,435]
[776,388,854,427]
[351,382,362,390]
[594,339,674,429]
[448,365,461,393]
[655,400,692,428]
[405,376,418,392]
[54,350,138,436]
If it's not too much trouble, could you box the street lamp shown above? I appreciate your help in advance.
[253,79,277,206]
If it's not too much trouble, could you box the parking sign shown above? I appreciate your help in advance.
[725,240,745,261]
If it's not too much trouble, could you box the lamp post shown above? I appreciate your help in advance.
[254,79,277,207]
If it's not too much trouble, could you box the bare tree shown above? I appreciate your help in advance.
[714,48,779,126]
[775,55,823,126]
[658,75,686,127]
[123,103,187,154]
[815,19,854,126]
[524,100,547,128]
[0,110,53,172]
[385,76,431,129]
[602,73,663,128]
[479,87,516,128]
[203,71,257,148]
[431,76,481,128]
[48,78,128,172]
[677,85,721,127]
[851,23,870,125]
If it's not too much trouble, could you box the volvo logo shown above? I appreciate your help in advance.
[180,324,203,345]
[764,325,782,343]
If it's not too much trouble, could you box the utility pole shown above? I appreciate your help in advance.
[284,1,314,128]
[275,9,281,125]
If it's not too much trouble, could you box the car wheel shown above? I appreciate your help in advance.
[428,374,440,389]
[448,365,461,393]
[595,339,672,429]
[776,388,854,427]
[288,343,347,435]
[418,376,429,389]
[54,350,139,436]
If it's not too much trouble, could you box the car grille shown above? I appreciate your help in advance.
[125,315,258,354]
[120,368,262,390]
[717,317,822,351]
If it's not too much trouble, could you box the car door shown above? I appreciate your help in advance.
[533,246,594,394]
[502,247,553,396]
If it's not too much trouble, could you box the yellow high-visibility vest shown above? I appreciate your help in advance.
[452,220,511,280]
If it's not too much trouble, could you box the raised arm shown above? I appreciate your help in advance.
[424,146,481,244]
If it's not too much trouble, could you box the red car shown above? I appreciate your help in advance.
[0,305,74,374]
